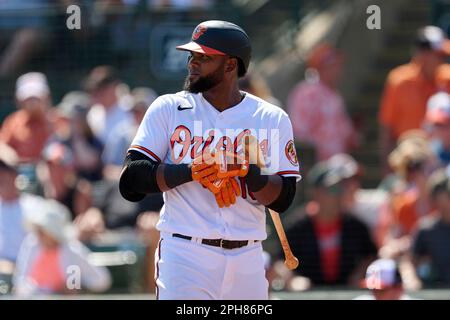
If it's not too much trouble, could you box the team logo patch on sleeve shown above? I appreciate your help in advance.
[285,140,299,166]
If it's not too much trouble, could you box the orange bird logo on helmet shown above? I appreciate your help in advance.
[192,25,207,40]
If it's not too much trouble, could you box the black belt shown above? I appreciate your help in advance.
[172,233,258,250]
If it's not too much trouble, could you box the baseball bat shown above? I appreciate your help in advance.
[243,135,299,270]
[268,208,299,270]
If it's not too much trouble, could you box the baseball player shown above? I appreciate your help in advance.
[119,20,301,300]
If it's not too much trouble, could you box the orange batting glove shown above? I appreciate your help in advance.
[214,178,241,208]
[191,150,219,188]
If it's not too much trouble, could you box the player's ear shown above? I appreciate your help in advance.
[225,57,238,74]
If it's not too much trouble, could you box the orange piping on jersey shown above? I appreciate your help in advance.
[130,145,162,163]
[276,170,300,175]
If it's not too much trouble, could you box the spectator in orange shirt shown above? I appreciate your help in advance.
[0,72,53,164]
[379,26,450,174]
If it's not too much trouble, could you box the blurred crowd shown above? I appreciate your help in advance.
[0,1,450,299]
[0,66,163,296]
[269,25,450,297]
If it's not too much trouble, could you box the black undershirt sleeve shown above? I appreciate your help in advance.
[119,150,161,202]
[119,150,193,202]
[246,164,297,213]
[266,176,297,213]
[246,164,269,192]
[164,163,193,189]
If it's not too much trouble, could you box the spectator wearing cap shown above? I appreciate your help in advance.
[55,91,104,181]
[12,200,111,296]
[424,91,450,168]
[287,43,359,161]
[0,143,48,277]
[326,154,390,247]
[407,168,450,287]
[0,72,53,163]
[102,87,157,180]
[83,66,133,146]
[273,156,377,289]
[379,25,450,175]
[354,258,416,300]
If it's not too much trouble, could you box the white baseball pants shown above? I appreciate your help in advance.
[155,232,269,300]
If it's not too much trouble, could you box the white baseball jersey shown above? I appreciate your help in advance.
[129,91,300,241]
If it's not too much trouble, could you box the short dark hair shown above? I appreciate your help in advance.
[83,66,119,92]
[237,59,246,78]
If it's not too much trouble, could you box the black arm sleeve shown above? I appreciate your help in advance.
[246,164,269,192]
[266,176,297,213]
[119,150,161,202]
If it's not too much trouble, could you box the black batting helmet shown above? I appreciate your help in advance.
[176,20,252,77]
